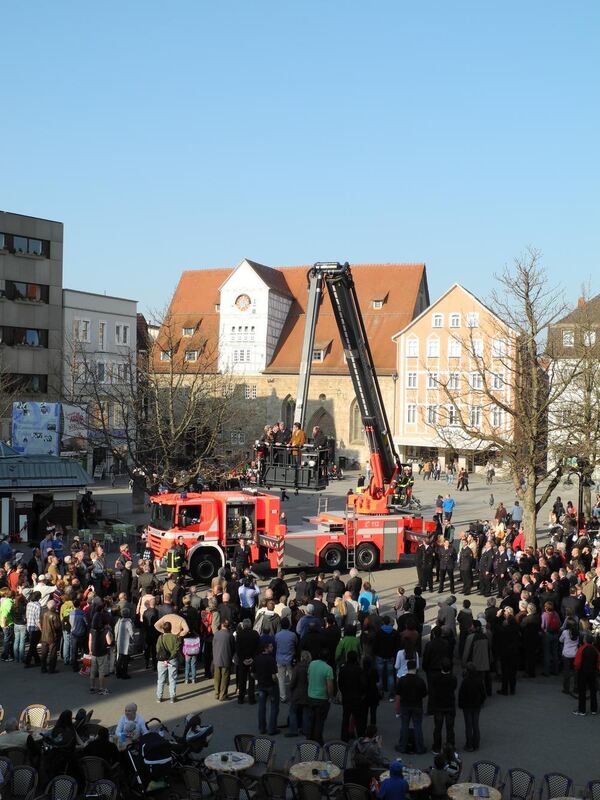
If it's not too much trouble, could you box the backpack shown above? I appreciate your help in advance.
[199,609,213,638]
[358,592,374,613]
[254,612,280,635]
[183,636,201,656]
[547,611,561,633]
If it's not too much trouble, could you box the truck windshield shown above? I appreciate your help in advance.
[150,502,175,531]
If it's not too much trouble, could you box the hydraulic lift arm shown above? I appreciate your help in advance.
[295,262,401,513]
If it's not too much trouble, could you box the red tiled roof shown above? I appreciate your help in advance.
[161,262,428,375]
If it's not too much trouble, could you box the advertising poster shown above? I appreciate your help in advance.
[11,401,61,456]
[62,403,88,442]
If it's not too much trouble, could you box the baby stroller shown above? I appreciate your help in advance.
[126,727,173,796]
[170,713,214,769]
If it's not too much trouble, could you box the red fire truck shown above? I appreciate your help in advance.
[147,262,434,579]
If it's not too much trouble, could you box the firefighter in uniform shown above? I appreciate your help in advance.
[166,538,185,577]
[397,466,415,501]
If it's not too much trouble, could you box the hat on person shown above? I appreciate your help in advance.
[37,575,46,582]
[390,760,404,776]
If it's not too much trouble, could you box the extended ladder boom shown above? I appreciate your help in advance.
[295,262,400,500]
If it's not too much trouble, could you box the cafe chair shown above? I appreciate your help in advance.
[587,782,600,800]
[342,784,372,800]
[244,736,275,783]
[323,740,352,770]
[468,760,503,790]
[260,772,297,800]
[9,765,38,800]
[539,773,574,800]
[19,706,50,731]
[506,768,536,800]
[216,773,253,800]
[89,780,119,800]
[37,774,78,800]
[0,755,13,781]
[296,781,325,800]
[0,746,28,765]
[80,756,111,793]
[234,734,255,755]
[180,766,214,799]
[285,741,323,772]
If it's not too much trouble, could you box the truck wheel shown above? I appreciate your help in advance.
[356,543,378,570]
[320,545,345,570]
[190,552,220,582]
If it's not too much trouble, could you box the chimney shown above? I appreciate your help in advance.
[577,296,586,308]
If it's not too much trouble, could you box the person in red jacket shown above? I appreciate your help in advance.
[573,634,600,716]
[512,528,525,552]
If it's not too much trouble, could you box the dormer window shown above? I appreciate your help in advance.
[312,349,324,362]
[182,327,194,337]
[371,293,388,309]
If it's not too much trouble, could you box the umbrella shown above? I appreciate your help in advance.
[154,613,189,637]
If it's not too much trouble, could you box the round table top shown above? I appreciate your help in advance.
[448,783,502,800]
[289,761,342,783]
[204,751,254,773]
[379,768,432,791]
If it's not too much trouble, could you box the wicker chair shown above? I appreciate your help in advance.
[38,774,78,800]
[79,756,110,793]
[89,779,119,800]
[468,760,503,789]
[0,746,29,765]
[234,734,255,754]
[180,766,214,799]
[295,781,325,800]
[244,736,276,783]
[215,772,253,800]
[19,706,50,731]
[285,740,323,773]
[540,773,573,800]
[506,768,536,800]
[260,772,297,800]
[10,765,38,800]
[0,755,12,781]
[323,740,352,770]
[342,784,372,800]
[588,782,600,800]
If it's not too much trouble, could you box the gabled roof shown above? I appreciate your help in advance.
[163,261,428,375]
[555,293,600,325]
[0,453,91,489]
[391,282,518,340]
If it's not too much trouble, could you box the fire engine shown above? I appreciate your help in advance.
[146,262,435,580]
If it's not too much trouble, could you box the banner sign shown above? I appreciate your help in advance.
[11,402,61,456]
[62,403,88,441]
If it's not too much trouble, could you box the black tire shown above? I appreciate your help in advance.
[320,545,346,570]
[190,551,220,582]
[356,543,378,570]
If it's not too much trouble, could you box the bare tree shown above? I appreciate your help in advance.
[64,308,242,492]
[428,248,577,546]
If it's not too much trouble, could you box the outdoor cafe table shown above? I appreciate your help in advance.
[448,783,502,800]
[289,761,342,783]
[204,751,254,773]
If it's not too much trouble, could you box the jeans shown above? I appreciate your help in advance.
[288,702,305,735]
[433,710,455,752]
[2,625,14,659]
[277,663,293,702]
[184,654,197,682]
[578,673,598,714]
[375,656,395,697]
[257,686,280,734]
[237,661,256,703]
[562,656,575,693]
[399,708,425,753]
[71,635,86,671]
[463,707,481,749]
[61,632,72,665]
[157,658,178,700]
[543,632,559,675]
[14,624,27,662]
[40,641,59,672]
[341,702,366,742]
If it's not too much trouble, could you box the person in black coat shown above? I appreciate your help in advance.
[478,544,495,597]
[423,626,450,714]
[346,570,362,601]
[459,546,474,595]
[458,662,486,751]
[235,618,261,704]
[497,609,521,695]
[492,545,510,597]
[338,650,367,741]
[430,658,457,754]
[416,542,435,592]
[438,541,456,594]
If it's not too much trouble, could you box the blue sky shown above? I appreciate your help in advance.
[2,2,599,313]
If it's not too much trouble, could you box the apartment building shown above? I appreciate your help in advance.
[62,289,137,474]
[392,283,516,472]
[0,211,64,436]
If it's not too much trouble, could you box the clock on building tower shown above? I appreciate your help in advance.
[235,294,251,311]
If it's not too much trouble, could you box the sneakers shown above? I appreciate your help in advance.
[98,689,111,696]
[572,711,586,716]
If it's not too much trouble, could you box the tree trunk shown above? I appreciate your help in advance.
[522,479,538,548]
[584,484,592,521]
